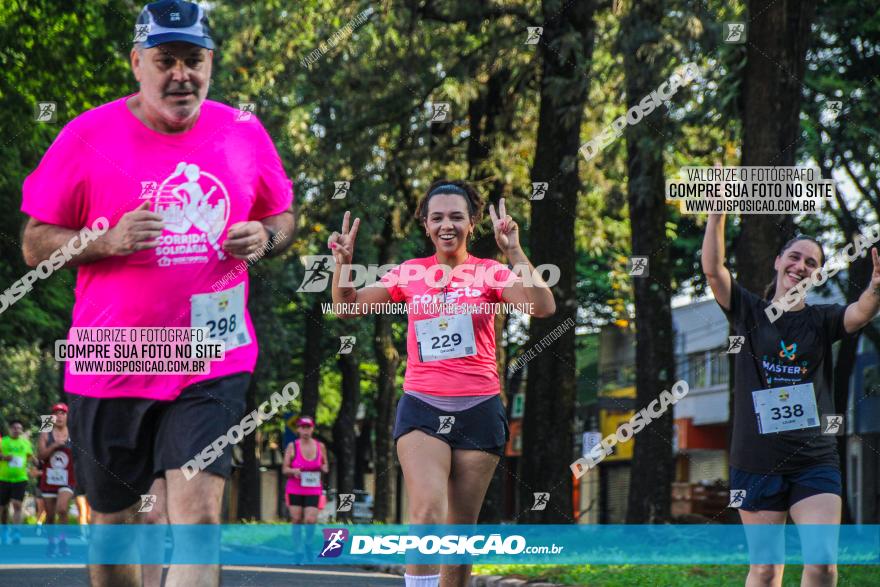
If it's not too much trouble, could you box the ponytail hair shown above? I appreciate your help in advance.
[763,235,825,300]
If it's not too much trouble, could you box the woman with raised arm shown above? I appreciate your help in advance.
[703,206,880,587]
[329,179,555,587]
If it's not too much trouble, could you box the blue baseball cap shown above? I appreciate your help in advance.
[135,0,214,50]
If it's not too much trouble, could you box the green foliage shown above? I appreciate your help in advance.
[472,564,880,586]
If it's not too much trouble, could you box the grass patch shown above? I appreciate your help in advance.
[472,564,880,586]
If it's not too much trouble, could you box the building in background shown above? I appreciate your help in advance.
[847,334,880,522]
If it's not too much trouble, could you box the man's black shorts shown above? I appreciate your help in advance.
[68,372,250,514]
[393,393,509,456]
[0,481,27,505]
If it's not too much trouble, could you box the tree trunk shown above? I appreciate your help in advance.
[621,0,676,524]
[372,219,401,522]
[467,67,514,524]
[355,417,371,491]
[301,300,324,418]
[334,351,360,522]
[735,0,817,294]
[237,376,261,521]
[519,0,596,523]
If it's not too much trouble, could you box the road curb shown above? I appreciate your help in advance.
[363,565,563,586]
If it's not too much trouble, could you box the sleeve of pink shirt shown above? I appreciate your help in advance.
[487,259,520,301]
[248,119,294,220]
[21,123,89,229]
[379,263,407,302]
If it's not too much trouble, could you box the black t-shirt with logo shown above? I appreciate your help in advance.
[722,279,851,474]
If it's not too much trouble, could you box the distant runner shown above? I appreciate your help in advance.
[37,403,76,557]
[0,419,36,546]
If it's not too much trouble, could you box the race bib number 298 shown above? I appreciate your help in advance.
[191,283,252,351]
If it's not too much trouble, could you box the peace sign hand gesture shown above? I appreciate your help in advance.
[488,198,520,253]
[327,211,360,265]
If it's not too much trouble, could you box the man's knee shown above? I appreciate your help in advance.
[92,503,140,525]
[142,508,168,525]
[170,503,221,524]
[189,510,221,524]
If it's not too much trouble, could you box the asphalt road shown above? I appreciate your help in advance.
[0,564,404,586]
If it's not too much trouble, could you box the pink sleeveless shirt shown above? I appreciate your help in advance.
[285,439,323,496]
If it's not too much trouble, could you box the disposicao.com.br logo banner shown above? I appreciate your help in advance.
[1,525,878,566]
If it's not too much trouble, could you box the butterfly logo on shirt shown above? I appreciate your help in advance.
[778,340,797,362]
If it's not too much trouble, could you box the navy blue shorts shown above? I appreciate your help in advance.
[393,394,509,456]
[729,466,841,512]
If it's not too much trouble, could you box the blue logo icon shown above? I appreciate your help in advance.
[319,528,349,558]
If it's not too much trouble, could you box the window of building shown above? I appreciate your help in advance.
[710,351,729,386]
[687,352,707,388]
[683,349,729,388]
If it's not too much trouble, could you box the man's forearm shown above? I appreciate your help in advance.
[261,207,296,257]
[22,220,113,268]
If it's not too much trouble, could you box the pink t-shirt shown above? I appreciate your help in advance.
[21,96,293,400]
[381,255,517,396]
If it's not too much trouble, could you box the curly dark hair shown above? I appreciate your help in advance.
[415,179,484,226]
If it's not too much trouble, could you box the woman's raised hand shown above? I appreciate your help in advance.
[488,198,520,253]
[327,211,360,265]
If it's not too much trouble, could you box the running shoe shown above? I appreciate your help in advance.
[10,529,21,545]
[58,538,70,557]
[46,539,58,558]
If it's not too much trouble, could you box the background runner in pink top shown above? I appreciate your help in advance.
[381,254,517,396]
[285,439,324,496]
[21,97,293,400]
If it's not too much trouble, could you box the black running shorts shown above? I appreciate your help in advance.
[0,481,26,505]
[67,372,249,513]
[287,493,320,508]
[393,393,509,456]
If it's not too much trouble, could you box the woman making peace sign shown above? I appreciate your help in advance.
[329,179,555,587]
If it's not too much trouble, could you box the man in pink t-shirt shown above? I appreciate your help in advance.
[19,2,294,585]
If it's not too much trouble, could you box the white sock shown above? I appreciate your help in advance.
[404,574,440,587]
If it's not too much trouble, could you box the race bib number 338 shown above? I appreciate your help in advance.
[752,383,819,434]
[191,282,252,351]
